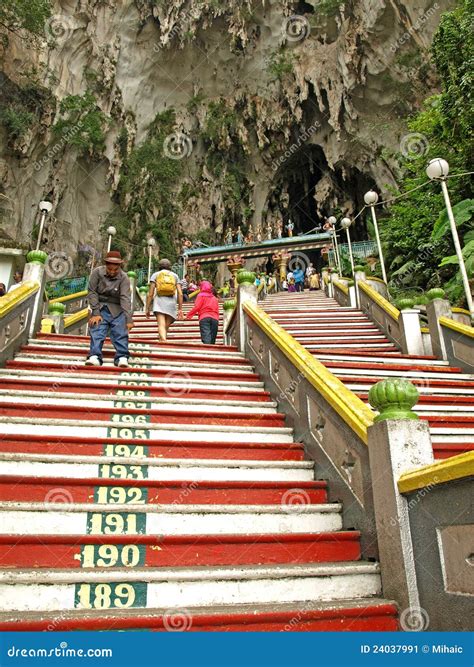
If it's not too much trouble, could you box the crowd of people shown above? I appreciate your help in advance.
[0,271,23,296]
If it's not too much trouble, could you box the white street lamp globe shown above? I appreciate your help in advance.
[39,200,53,213]
[107,226,117,236]
[364,190,379,206]
[341,217,352,229]
[426,158,450,180]
[147,237,156,247]
[327,216,337,226]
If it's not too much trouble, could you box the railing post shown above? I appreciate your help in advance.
[425,289,452,360]
[138,286,149,311]
[353,265,366,307]
[367,379,434,612]
[398,302,424,356]
[47,302,65,334]
[223,299,236,346]
[128,271,137,312]
[23,250,48,339]
[236,271,257,353]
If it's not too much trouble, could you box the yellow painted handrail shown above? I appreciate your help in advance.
[257,281,265,295]
[366,276,386,284]
[323,274,330,285]
[64,307,89,329]
[268,277,276,293]
[189,289,200,299]
[451,307,471,316]
[50,290,88,304]
[398,451,474,494]
[359,281,400,321]
[333,279,349,295]
[0,281,40,318]
[243,301,374,443]
[439,316,474,338]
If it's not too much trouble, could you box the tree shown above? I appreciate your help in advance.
[0,0,51,38]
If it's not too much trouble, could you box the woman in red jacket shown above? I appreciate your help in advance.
[186,280,219,344]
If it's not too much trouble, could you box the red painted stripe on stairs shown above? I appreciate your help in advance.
[339,376,474,389]
[0,402,287,427]
[0,477,327,504]
[0,603,399,632]
[433,443,474,459]
[0,532,360,569]
[0,435,304,459]
[324,361,463,373]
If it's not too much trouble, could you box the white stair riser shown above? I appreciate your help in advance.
[0,370,265,391]
[13,356,254,375]
[333,368,473,381]
[0,394,277,414]
[0,572,380,612]
[0,508,340,536]
[0,421,294,444]
[0,459,313,481]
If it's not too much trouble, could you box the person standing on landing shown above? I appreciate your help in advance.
[146,258,184,342]
[86,251,133,367]
[186,280,219,345]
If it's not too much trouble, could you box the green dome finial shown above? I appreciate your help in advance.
[27,250,48,264]
[236,270,256,285]
[223,299,236,311]
[369,379,419,422]
[48,302,66,315]
[426,288,446,301]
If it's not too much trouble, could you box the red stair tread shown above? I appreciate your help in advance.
[0,602,399,632]
[0,532,358,569]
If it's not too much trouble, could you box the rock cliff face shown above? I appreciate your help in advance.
[0,0,452,269]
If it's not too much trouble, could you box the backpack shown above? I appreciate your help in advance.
[156,270,176,297]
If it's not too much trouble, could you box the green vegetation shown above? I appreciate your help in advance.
[0,106,34,139]
[0,0,51,38]
[381,0,474,306]
[267,50,294,79]
[53,91,109,157]
[0,78,54,147]
[112,109,184,266]
[202,100,240,145]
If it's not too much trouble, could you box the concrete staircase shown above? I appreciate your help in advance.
[262,291,474,460]
[0,301,398,631]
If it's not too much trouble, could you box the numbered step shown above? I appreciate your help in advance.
[75,582,147,609]
[95,486,148,504]
[99,463,148,480]
[107,427,150,440]
[110,413,150,425]
[115,389,151,398]
[103,444,149,458]
[113,400,152,410]
[81,543,146,568]
[117,380,152,387]
[87,512,147,535]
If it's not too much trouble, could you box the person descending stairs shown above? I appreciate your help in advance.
[0,300,399,631]
[262,291,474,461]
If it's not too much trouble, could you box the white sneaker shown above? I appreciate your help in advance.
[117,357,129,368]
[85,355,101,366]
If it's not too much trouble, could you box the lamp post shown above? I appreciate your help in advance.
[341,217,355,274]
[106,226,117,253]
[364,190,387,283]
[327,215,342,274]
[427,158,473,316]
[36,201,53,250]
[147,238,156,282]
